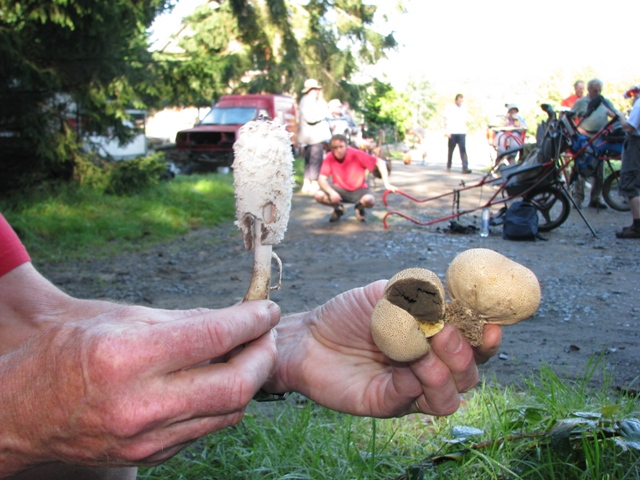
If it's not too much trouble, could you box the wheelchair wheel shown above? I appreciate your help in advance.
[523,185,571,232]
[602,171,630,212]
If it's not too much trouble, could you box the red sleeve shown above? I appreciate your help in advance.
[0,214,31,277]
[319,152,334,177]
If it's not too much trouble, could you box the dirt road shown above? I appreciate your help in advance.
[39,155,640,391]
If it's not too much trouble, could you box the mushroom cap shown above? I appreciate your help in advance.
[370,268,446,362]
[445,248,541,325]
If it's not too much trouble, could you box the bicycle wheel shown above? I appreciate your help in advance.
[602,171,630,212]
[523,185,571,232]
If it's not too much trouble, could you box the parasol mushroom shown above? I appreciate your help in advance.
[232,118,294,301]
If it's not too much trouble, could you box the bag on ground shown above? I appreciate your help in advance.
[502,201,539,241]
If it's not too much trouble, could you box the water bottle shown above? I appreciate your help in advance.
[480,208,490,237]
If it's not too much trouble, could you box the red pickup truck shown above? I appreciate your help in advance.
[174,94,298,171]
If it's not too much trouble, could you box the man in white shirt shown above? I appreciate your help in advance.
[444,94,471,173]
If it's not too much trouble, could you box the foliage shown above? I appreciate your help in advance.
[104,153,170,196]
[137,357,640,479]
[152,0,400,108]
[362,78,413,140]
[0,0,170,191]
[0,172,236,262]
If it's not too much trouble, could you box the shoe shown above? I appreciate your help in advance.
[588,200,608,210]
[615,226,640,238]
[446,167,451,173]
[462,168,472,174]
[354,203,366,222]
[329,204,345,222]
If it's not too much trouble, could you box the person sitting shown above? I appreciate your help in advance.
[314,134,396,222]
[570,78,620,209]
[492,104,527,165]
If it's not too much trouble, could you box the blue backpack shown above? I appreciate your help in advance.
[502,201,540,241]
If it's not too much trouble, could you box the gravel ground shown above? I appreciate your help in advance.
[38,157,640,392]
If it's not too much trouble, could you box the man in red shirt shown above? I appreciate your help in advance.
[561,80,585,109]
[315,134,397,222]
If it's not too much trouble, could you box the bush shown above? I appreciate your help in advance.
[105,153,170,196]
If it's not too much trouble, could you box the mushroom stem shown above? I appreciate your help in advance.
[443,299,484,346]
[243,217,272,301]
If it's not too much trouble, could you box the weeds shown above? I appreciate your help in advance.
[139,358,639,480]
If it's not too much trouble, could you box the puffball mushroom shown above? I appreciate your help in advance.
[233,118,294,301]
[370,249,541,362]
[444,248,541,346]
[370,268,446,362]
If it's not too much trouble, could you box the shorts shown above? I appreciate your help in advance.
[619,135,640,198]
[331,185,371,204]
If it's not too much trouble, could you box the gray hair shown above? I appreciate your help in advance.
[587,78,603,90]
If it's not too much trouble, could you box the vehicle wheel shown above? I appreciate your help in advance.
[523,185,571,232]
[602,171,630,212]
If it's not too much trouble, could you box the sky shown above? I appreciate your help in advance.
[367,0,639,86]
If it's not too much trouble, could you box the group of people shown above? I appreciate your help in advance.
[297,78,396,223]
[561,78,640,238]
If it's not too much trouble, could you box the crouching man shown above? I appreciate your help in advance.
[314,134,397,222]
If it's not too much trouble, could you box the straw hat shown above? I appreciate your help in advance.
[302,78,322,94]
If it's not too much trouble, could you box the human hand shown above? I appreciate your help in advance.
[265,280,501,418]
[329,191,343,204]
[384,183,398,193]
[0,300,280,476]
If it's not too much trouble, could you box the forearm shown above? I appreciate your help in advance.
[0,263,117,354]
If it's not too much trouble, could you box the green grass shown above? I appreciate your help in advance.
[0,173,236,262]
[139,358,640,480]
[0,157,306,263]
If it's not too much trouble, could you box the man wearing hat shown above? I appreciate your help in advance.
[298,79,332,194]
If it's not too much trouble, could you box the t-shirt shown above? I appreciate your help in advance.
[561,94,582,108]
[443,103,469,135]
[627,99,640,137]
[0,214,31,277]
[320,147,377,191]
[572,96,616,133]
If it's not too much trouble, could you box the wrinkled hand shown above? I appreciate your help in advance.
[266,280,501,418]
[0,301,280,476]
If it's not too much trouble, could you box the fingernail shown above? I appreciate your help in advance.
[445,328,463,353]
[267,301,281,326]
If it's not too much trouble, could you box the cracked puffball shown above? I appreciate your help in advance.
[370,249,541,362]
[370,268,446,362]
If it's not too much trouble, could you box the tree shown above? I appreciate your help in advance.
[361,78,412,140]
[152,0,399,108]
[0,0,170,192]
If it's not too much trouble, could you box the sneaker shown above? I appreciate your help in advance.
[462,168,472,174]
[329,204,345,222]
[615,226,640,238]
[354,203,366,222]
[588,200,608,210]
[446,167,452,173]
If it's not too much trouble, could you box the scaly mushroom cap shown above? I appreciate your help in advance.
[371,268,446,362]
[233,120,294,250]
[445,248,541,325]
